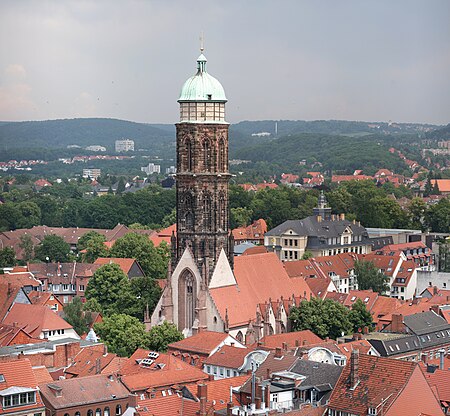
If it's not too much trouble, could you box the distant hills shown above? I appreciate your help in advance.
[0,118,446,169]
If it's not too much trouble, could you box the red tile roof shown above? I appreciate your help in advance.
[134,395,200,416]
[209,253,311,328]
[3,303,73,338]
[258,330,323,350]
[284,260,319,279]
[0,359,45,413]
[305,277,334,298]
[328,354,418,415]
[422,367,450,403]
[64,346,116,378]
[431,179,450,193]
[232,219,267,242]
[32,366,53,384]
[344,290,379,311]
[335,340,374,359]
[0,282,24,321]
[39,374,130,409]
[94,257,137,274]
[119,349,208,392]
[241,245,267,256]
[0,323,41,347]
[203,345,250,368]
[168,331,229,355]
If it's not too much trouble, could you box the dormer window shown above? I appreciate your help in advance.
[368,407,378,415]
[207,94,212,100]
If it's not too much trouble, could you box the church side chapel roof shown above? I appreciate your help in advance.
[209,252,311,328]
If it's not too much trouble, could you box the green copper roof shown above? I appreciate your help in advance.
[178,53,227,102]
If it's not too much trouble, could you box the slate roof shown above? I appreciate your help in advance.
[39,374,129,409]
[266,216,369,250]
[404,311,450,335]
[289,359,343,391]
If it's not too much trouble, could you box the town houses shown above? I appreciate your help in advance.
[0,38,449,416]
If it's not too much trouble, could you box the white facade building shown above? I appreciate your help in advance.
[141,163,161,174]
[115,139,135,152]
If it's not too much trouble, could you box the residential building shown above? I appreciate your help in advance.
[232,219,267,246]
[82,168,101,179]
[85,145,106,152]
[417,272,450,295]
[141,163,161,175]
[265,193,372,261]
[64,345,116,378]
[0,359,46,416]
[327,350,443,415]
[39,374,132,416]
[115,139,134,152]
[431,179,450,195]
[165,165,176,174]
[0,324,40,347]
[118,349,208,397]
[167,331,245,368]
[202,346,255,379]
[93,258,146,279]
[27,291,64,312]
[3,303,80,341]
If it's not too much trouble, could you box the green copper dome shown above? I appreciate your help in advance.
[178,53,227,102]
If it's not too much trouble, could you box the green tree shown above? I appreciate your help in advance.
[354,260,389,294]
[77,231,106,251]
[290,297,352,339]
[110,233,169,279]
[16,201,41,229]
[302,250,313,260]
[407,197,427,231]
[63,297,90,336]
[19,234,34,262]
[116,178,126,194]
[34,235,71,262]
[230,207,253,228]
[348,299,374,333]
[425,198,450,233]
[83,297,103,313]
[94,314,149,357]
[147,321,183,352]
[0,247,16,267]
[83,238,109,263]
[85,263,135,316]
[437,240,450,272]
[127,277,162,320]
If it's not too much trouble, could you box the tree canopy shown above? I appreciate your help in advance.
[110,233,169,279]
[348,299,374,333]
[34,234,71,262]
[354,260,390,295]
[147,321,183,352]
[290,297,353,339]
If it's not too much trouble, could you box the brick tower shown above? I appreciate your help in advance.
[173,49,233,282]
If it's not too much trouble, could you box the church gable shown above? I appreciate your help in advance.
[208,248,236,289]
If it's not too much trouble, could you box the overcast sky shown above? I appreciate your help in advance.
[0,0,449,125]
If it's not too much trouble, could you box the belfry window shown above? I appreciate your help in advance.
[186,139,193,171]
[218,137,226,172]
[203,139,211,171]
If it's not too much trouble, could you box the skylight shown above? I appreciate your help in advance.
[0,374,4,382]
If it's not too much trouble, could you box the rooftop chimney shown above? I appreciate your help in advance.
[275,347,283,358]
[350,349,359,390]
[439,349,445,370]
[317,215,322,223]
[197,383,207,416]
[226,402,233,416]
[391,314,404,333]
[282,342,288,351]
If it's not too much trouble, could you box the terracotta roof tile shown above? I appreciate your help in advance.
[258,330,323,350]
[203,345,250,368]
[241,245,267,256]
[32,366,53,384]
[94,257,137,274]
[64,346,116,378]
[39,374,129,409]
[3,303,74,338]
[232,219,267,242]
[209,253,311,328]
[168,331,230,355]
[135,395,200,416]
[422,367,450,402]
[119,350,208,392]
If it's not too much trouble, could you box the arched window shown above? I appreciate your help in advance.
[202,192,212,231]
[88,411,93,416]
[96,409,102,416]
[236,331,244,343]
[104,407,110,416]
[115,405,122,416]
[64,414,69,416]
[180,192,194,232]
[218,137,226,172]
[178,270,196,330]
[203,139,211,171]
[218,192,227,230]
[186,138,193,171]
[75,413,81,416]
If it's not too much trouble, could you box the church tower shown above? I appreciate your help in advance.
[173,49,233,281]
